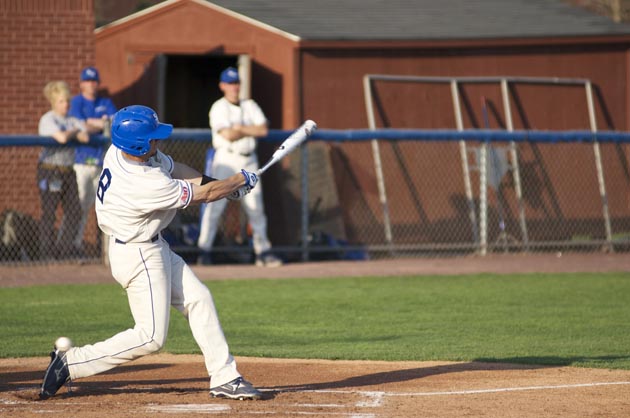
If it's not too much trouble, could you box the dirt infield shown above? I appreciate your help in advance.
[2,355,630,417]
[1,253,629,417]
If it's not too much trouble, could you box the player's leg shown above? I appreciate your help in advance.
[239,166,280,267]
[197,153,233,260]
[238,157,272,258]
[58,170,82,257]
[169,249,238,385]
[73,164,99,248]
[198,199,228,252]
[169,250,261,399]
[241,179,271,255]
[63,240,172,380]
[37,167,60,260]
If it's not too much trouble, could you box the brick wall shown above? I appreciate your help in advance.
[0,0,94,218]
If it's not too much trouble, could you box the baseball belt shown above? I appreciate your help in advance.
[114,235,159,245]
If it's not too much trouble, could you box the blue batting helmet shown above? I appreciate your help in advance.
[111,105,173,156]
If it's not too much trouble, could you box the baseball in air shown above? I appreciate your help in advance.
[55,337,73,352]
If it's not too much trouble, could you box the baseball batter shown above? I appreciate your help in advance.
[197,67,282,267]
[40,105,262,401]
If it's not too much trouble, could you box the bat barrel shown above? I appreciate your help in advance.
[257,119,318,176]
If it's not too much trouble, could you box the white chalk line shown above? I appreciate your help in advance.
[388,380,630,396]
[146,403,375,417]
[299,380,630,398]
[147,403,230,412]
[354,391,385,407]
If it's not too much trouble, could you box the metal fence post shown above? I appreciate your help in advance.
[479,140,489,256]
[450,80,480,249]
[363,75,394,249]
[585,82,613,251]
[301,142,310,261]
[500,79,529,250]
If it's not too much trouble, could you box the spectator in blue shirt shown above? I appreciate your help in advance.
[68,66,117,252]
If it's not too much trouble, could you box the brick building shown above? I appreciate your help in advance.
[0,0,95,251]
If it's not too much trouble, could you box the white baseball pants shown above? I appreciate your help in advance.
[64,237,241,388]
[73,163,101,247]
[198,148,271,255]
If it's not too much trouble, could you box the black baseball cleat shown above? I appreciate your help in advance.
[210,377,262,400]
[39,349,70,400]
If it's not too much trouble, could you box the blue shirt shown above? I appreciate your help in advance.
[69,94,117,166]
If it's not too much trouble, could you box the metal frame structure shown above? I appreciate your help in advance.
[363,75,612,255]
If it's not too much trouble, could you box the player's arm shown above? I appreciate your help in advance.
[189,170,257,204]
[49,127,89,144]
[210,98,268,141]
[217,123,268,142]
[222,123,268,140]
[170,161,256,203]
[67,97,96,135]
[237,101,268,139]
[171,161,207,185]
[85,117,108,133]
[171,161,220,185]
[86,100,117,133]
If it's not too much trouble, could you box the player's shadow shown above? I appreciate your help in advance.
[475,355,630,368]
[0,362,173,391]
[3,363,207,400]
[271,355,630,393]
[269,361,544,393]
[5,362,276,401]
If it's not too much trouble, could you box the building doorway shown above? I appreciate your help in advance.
[161,54,238,128]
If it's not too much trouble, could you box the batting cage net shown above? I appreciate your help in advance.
[1,129,630,265]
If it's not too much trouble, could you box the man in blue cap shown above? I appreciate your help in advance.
[68,66,117,255]
[197,66,282,267]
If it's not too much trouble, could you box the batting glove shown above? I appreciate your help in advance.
[227,186,251,201]
[241,169,259,189]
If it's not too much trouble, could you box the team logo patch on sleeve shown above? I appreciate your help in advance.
[180,184,191,205]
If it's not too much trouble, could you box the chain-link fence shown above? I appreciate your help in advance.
[1,130,629,266]
[316,133,630,260]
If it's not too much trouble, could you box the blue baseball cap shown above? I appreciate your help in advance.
[220,67,240,84]
[80,67,100,82]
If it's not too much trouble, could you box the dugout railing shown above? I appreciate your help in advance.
[1,128,630,265]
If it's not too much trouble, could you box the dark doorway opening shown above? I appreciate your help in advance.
[163,54,237,128]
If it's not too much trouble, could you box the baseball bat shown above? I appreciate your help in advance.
[257,119,317,175]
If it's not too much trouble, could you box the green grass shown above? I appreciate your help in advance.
[1,273,629,369]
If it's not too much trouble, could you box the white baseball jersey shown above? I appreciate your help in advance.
[210,97,267,155]
[198,97,272,255]
[95,146,193,243]
[65,143,242,389]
